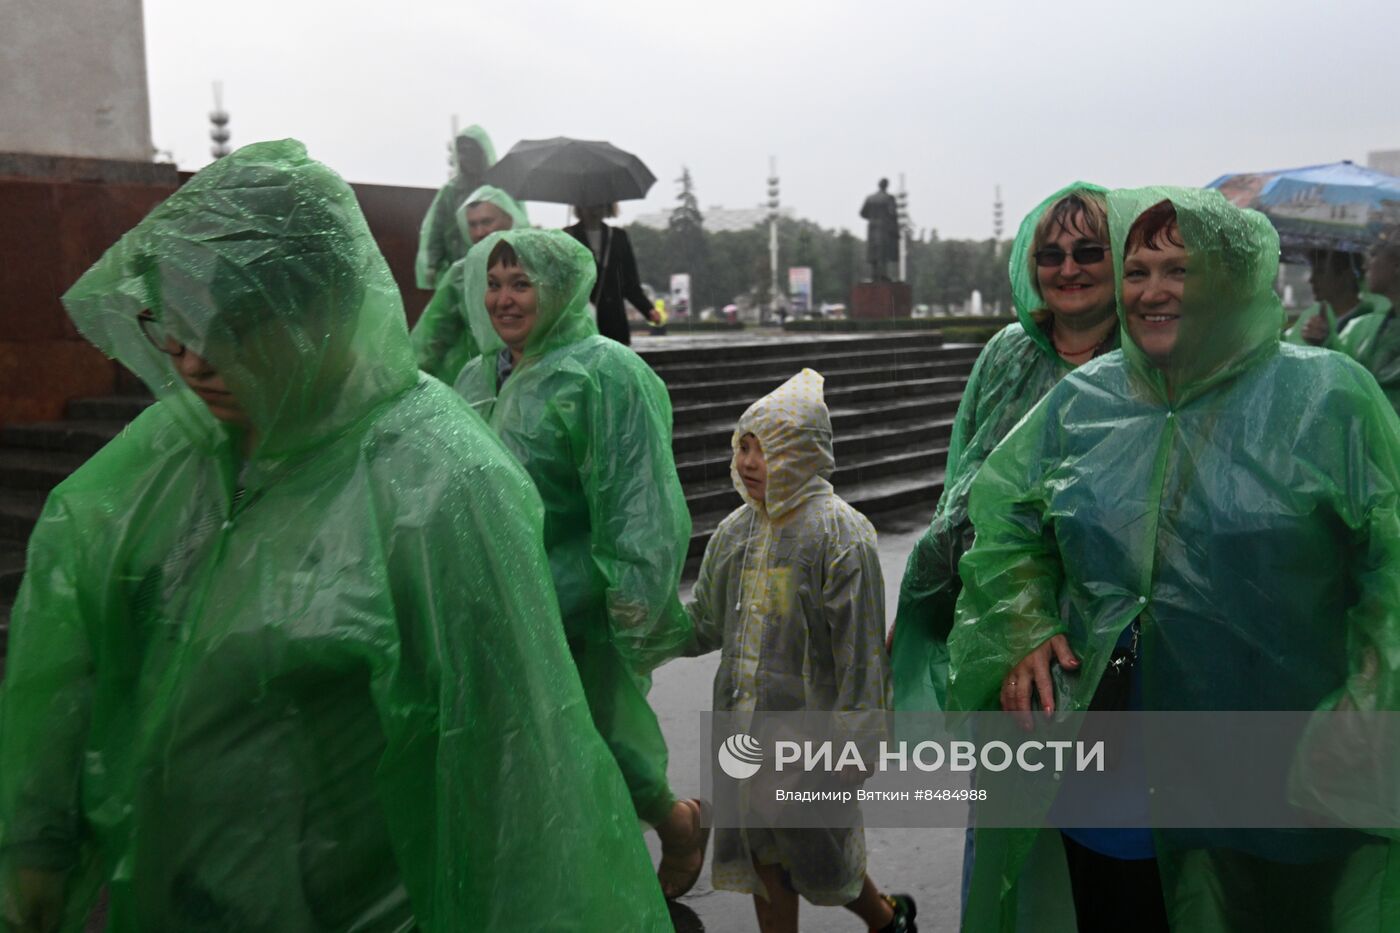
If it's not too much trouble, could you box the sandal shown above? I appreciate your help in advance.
[657,798,711,900]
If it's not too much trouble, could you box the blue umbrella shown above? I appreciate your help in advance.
[1208,160,1400,255]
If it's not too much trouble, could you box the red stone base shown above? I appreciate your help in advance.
[850,282,913,319]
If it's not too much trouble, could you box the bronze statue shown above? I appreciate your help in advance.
[860,178,901,282]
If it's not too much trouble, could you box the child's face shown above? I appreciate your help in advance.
[736,432,768,502]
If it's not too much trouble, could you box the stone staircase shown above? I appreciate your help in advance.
[0,333,978,646]
[632,333,978,565]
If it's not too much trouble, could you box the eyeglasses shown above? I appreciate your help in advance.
[137,311,186,357]
[1033,243,1110,268]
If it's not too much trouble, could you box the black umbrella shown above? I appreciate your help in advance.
[484,137,656,205]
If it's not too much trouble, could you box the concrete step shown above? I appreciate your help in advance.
[66,394,152,421]
[1,419,123,456]
[667,361,966,407]
[672,394,963,456]
[682,444,947,518]
[0,542,24,600]
[685,471,946,562]
[637,333,951,367]
[0,447,92,493]
[675,416,954,487]
[649,344,978,386]
[672,375,966,427]
[0,491,44,545]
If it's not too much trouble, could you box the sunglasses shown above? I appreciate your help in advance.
[137,310,187,357]
[1033,243,1109,268]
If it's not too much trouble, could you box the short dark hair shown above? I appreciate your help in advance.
[488,239,521,269]
[1308,248,1361,278]
[1126,200,1185,255]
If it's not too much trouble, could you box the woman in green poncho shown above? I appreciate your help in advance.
[891,183,1117,719]
[454,228,708,899]
[949,187,1400,931]
[0,141,670,932]
[410,183,530,384]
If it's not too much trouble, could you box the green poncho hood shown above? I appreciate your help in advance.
[62,139,418,461]
[451,124,497,175]
[463,227,600,364]
[732,368,834,522]
[1109,186,1284,405]
[1007,181,1112,365]
[453,183,529,246]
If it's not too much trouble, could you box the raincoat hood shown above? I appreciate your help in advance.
[61,139,417,461]
[451,124,497,176]
[1009,181,1113,363]
[463,227,599,363]
[732,368,834,521]
[453,183,530,245]
[1110,186,1284,404]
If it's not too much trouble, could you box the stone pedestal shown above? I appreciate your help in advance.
[850,281,913,319]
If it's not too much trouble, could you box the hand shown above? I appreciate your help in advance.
[647,309,661,325]
[885,622,896,655]
[1000,635,1079,727]
[1301,314,1331,346]
[1,868,65,933]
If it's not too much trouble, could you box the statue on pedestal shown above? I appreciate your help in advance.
[860,178,901,282]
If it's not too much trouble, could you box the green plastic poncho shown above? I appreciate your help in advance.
[892,183,1114,714]
[1282,291,1390,348]
[948,186,1400,931]
[1333,298,1400,414]
[410,184,530,384]
[687,368,890,905]
[0,140,670,932]
[455,228,692,824]
[414,124,496,289]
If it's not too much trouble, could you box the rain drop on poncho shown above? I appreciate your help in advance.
[414,124,496,289]
[949,186,1400,931]
[455,228,692,824]
[688,368,890,905]
[0,140,669,932]
[410,184,530,384]
[892,183,1115,714]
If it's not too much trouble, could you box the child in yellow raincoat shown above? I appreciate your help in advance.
[687,368,917,933]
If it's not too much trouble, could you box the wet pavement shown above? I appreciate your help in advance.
[647,507,965,932]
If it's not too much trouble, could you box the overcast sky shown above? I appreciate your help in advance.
[144,0,1400,240]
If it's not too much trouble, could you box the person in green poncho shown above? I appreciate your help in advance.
[454,228,709,899]
[891,183,1116,716]
[415,124,495,290]
[1333,226,1400,414]
[410,183,529,384]
[949,188,1400,931]
[0,141,671,933]
[1285,248,1390,348]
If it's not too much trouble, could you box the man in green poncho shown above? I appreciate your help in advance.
[455,229,709,900]
[410,183,529,384]
[415,125,495,290]
[0,141,670,932]
[1285,248,1390,347]
[949,187,1400,931]
[1331,226,1400,414]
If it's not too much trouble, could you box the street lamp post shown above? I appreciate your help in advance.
[768,157,780,321]
[209,82,230,160]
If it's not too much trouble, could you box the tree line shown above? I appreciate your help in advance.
[627,215,1016,315]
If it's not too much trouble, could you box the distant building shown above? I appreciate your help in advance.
[1369,150,1400,178]
[631,203,796,232]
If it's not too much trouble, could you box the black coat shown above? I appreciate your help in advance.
[563,222,651,346]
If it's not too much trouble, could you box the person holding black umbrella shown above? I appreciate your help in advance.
[566,203,660,345]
